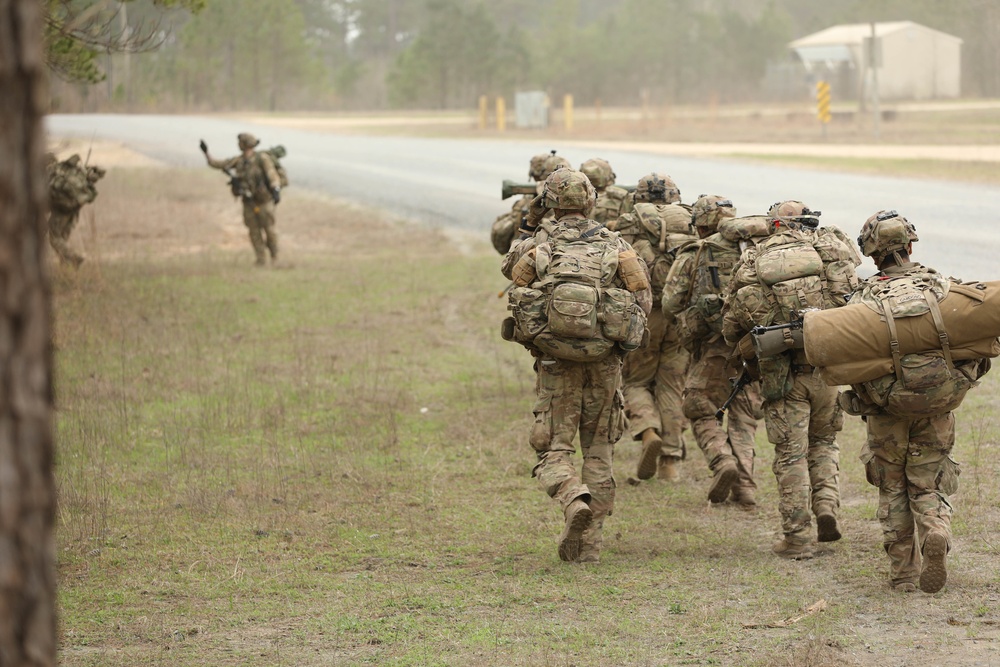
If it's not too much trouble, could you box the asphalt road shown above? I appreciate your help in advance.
[46,114,1000,279]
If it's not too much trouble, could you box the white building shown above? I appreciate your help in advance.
[789,21,962,101]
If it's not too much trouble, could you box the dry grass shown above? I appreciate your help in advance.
[53,166,1000,666]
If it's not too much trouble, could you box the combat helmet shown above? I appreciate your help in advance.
[529,153,552,181]
[768,200,821,229]
[857,209,918,264]
[635,173,680,203]
[692,195,736,232]
[541,168,596,212]
[237,133,260,150]
[579,158,616,189]
[540,152,572,181]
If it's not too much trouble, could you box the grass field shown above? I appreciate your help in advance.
[53,166,1000,666]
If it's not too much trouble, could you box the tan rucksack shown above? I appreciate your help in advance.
[671,235,742,346]
[505,224,647,361]
[611,202,694,300]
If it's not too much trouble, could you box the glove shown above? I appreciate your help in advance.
[199,139,208,154]
[271,187,281,204]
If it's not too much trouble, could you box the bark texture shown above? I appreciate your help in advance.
[0,0,57,665]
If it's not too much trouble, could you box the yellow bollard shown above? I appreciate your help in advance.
[564,94,574,132]
[478,95,488,130]
[496,97,506,132]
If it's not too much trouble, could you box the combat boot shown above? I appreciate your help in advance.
[558,499,593,562]
[636,428,662,481]
[919,531,949,593]
[730,485,757,509]
[707,457,738,504]
[816,511,842,543]
[772,538,814,560]
[657,455,681,482]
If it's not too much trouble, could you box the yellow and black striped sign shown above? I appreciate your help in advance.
[816,81,831,124]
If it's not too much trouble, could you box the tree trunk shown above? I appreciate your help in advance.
[0,1,57,665]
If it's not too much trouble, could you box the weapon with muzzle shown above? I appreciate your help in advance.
[200,139,251,201]
[502,179,636,200]
[716,362,754,420]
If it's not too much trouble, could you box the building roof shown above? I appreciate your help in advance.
[789,20,962,49]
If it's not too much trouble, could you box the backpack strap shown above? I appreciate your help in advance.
[924,289,954,370]
[882,305,905,383]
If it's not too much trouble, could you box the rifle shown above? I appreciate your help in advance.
[200,139,250,201]
[716,362,753,420]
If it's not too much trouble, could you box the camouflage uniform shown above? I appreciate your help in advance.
[608,174,694,481]
[502,169,652,563]
[206,133,282,266]
[847,211,989,592]
[723,201,858,558]
[491,152,569,255]
[662,196,762,505]
[580,158,629,225]
[46,153,105,267]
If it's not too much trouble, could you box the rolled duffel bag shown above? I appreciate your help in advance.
[804,281,1000,370]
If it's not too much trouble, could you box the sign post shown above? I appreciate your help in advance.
[816,80,831,138]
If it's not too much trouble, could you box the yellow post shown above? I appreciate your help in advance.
[563,94,574,132]
[478,95,488,130]
[816,80,831,137]
[496,96,506,132]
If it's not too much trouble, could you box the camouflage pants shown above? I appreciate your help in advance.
[861,411,957,586]
[682,338,762,492]
[242,199,278,264]
[763,369,843,543]
[530,355,624,554]
[622,306,689,458]
[47,207,84,266]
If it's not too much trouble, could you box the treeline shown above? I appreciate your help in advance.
[52,0,1000,112]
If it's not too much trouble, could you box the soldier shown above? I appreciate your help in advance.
[662,196,763,506]
[46,153,105,268]
[202,133,282,266]
[579,158,629,224]
[843,211,991,592]
[723,201,859,559]
[501,168,652,564]
[608,174,695,482]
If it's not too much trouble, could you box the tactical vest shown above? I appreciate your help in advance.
[505,222,646,361]
[853,269,981,417]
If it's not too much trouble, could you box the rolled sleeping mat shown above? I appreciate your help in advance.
[804,281,1000,369]
[817,339,1000,386]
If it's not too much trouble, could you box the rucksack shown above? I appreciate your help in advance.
[672,234,742,346]
[505,224,646,362]
[612,202,694,300]
[48,161,95,211]
[592,185,629,224]
[729,226,859,399]
[854,271,979,417]
[261,146,289,188]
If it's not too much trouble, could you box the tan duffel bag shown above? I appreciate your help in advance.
[804,281,1000,370]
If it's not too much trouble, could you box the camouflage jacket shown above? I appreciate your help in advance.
[208,151,280,204]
